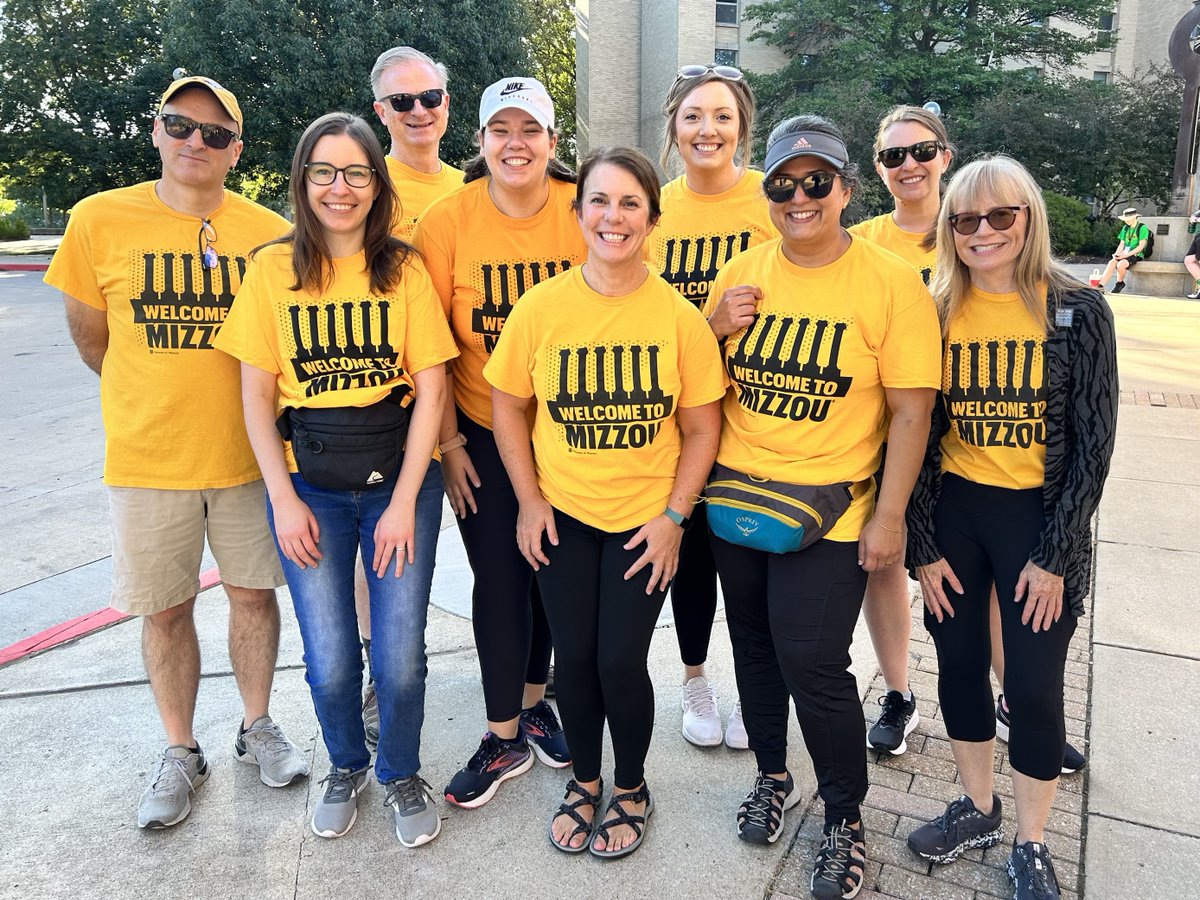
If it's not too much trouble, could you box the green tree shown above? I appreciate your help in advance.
[0,0,170,212]
[522,0,577,161]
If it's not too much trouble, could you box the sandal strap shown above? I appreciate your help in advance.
[595,786,649,841]
[555,778,603,836]
[813,820,866,894]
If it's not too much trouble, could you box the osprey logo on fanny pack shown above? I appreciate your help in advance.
[366,471,384,485]
[735,515,760,537]
[500,82,526,96]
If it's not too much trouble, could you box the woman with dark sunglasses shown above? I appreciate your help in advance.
[704,114,940,899]
[412,77,583,810]
[849,106,953,759]
[904,156,1116,900]
[215,112,457,846]
[650,63,776,750]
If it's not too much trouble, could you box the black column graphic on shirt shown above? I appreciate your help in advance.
[287,300,403,399]
[660,231,753,307]
[545,343,674,452]
[726,313,853,422]
[130,251,249,352]
[945,338,1046,449]
[471,258,574,353]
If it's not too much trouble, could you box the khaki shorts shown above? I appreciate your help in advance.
[108,480,284,616]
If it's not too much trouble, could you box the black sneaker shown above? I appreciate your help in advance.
[811,819,866,900]
[1007,840,1061,899]
[544,663,555,699]
[907,794,1003,863]
[995,694,1086,774]
[866,690,919,755]
[1112,281,1126,294]
[443,731,533,809]
[736,771,800,845]
[520,699,571,768]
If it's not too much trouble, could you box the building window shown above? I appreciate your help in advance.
[1093,70,1111,84]
[716,0,738,25]
[715,48,738,67]
[1099,12,1114,31]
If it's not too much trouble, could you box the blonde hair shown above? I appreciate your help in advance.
[659,70,756,173]
[930,155,1084,337]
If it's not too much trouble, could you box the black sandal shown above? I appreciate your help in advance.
[547,777,603,853]
[810,819,866,899]
[590,783,654,859]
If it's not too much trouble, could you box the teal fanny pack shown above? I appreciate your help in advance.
[705,462,854,554]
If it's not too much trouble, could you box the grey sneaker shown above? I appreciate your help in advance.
[386,775,441,847]
[311,766,370,838]
[363,684,380,749]
[137,745,209,829]
[907,793,1003,863]
[234,715,311,787]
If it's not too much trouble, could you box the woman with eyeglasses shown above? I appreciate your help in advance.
[703,114,940,898]
[650,62,776,751]
[904,156,1116,900]
[412,77,584,810]
[849,106,953,758]
[487,146,724,859]
[215,112,456,847]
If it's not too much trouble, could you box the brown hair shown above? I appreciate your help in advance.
[660,69,756,173]
[571,147,663,224]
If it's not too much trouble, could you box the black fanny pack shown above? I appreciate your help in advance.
[275,387,412,491]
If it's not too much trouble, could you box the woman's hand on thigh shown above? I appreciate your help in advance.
[916,558,962,623]
[373,498,416,578]
[516,495,558,571]
[441,449,481,518]
[1014,560,1064,633]
[273,492,322,569]
[623,516,683,595]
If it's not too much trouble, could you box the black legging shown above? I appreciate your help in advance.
[535,510,667,787]
[925,473,1076,781]
[670,504,719,666]
[456,411,553,723]
[712,535,868,826]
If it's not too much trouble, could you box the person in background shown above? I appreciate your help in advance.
[905,156,1117,900]
[216,112,456,847]
[1096,207,1149,294]
[46,74,309,831]
[649,62,776,751]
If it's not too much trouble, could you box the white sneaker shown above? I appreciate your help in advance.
[681,676,723,746]
[725,699,749,750]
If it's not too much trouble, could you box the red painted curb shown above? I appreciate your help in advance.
[0,262,50,271]
[0,566,223,666]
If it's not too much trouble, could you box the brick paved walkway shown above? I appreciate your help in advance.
[770,587,1092,900]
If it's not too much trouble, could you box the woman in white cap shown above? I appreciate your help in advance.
[413,76,583,810]
[704,114,941,898]
[1096,207,1150,293]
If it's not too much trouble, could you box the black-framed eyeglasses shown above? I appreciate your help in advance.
[159,113,240,150]
[876,140,945,169]
[677,64,744,82]
[763,171,838,204]
[303,163,376,188]
[383,88,445,113]
[947,205,1028,236]
[199,219,218,269]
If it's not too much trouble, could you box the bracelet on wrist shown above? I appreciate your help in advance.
[439,432,467,454]
[871,515,904,534]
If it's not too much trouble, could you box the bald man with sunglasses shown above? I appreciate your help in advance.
[45,75,309,831]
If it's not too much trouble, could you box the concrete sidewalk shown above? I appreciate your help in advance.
[1,273,1197,898]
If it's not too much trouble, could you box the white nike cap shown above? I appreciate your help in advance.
[479,77,555,130]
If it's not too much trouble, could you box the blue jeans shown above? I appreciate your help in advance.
[267,460,442,782]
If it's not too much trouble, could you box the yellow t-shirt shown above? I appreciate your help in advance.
[413,177,587,429]
[703,237,942,541]
[385,156,464,242]
[484,266,726,532]
[940,286,1048,490]
[44,182,289,489]
[849,212,936,285]
[648,170,776,309]
[214,243,458,472]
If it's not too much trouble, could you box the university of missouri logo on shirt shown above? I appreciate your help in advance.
[284,299,403,399]
[657,231,754,306]
[470,258,574,353]
[545,344,675,453]
[129,250,247,352]
[945,337,1046,449]
[727,313,853,422]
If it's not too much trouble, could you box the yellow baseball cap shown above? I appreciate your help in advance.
[158,76,243,134]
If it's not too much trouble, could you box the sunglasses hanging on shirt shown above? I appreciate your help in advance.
[198,219,218,269]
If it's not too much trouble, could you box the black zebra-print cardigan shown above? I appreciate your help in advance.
[905,286,1118,617]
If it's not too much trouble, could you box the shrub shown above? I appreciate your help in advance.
[0,215,30,241]
[1042,191,1090,256]
[1080,217,1120,257]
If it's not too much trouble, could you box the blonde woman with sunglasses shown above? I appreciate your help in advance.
[650,63,777,751]
[904,156,1116,900]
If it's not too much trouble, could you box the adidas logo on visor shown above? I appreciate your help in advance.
[791,137,812,149]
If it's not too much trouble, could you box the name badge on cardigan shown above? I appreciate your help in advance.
[1055,308,1074,328]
